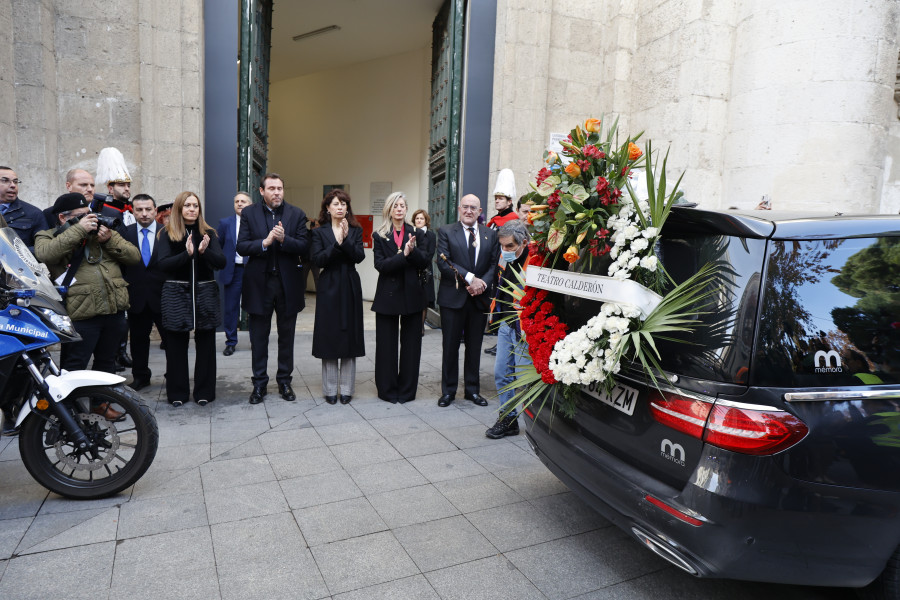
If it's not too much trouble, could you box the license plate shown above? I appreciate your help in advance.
[582,382,639,416]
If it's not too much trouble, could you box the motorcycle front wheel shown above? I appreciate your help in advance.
[19,385,159,499]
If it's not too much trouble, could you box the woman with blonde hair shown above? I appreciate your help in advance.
[372,192,430,403]
[156,191,225,406]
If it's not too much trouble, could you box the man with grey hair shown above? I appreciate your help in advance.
[486,219,531,439]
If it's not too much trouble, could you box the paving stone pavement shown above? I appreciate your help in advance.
[0,297,855,599]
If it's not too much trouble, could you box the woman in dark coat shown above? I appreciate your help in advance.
[411,208,436,334]
[373,193,431,403]
[156,191,226,406]
[310,189,365,404]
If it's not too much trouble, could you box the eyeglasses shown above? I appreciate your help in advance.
[459,205,480,213]
[0,178,21,185]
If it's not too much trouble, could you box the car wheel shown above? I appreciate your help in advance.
[860,547,900,600]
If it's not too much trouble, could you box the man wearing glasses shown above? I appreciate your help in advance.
[435,194,500,408]
[0,167,46,251]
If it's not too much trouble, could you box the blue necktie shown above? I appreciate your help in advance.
[141,228,151,266]
[0,203,8,215]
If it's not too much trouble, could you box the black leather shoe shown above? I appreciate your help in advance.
[223,345,236,356]
[484,344,497,356]
[339,394,352,404]
[325,395,338,405]
[130,377,151,391]
[279,383,296,401]
[249,386,266,404]
[117,350,133,368]
[438,394,454,407]
[486,414,520,439]
[465,393,489,406]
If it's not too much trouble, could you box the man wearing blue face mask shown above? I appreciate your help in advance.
[486,219,531,439]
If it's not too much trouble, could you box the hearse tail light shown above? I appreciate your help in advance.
[703,401,808,455]
[648,391,712,439]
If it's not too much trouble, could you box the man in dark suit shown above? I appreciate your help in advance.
[217,191,252,356]
[236,173,309,404]
[122,193,166,391]
[0,166,47,250]
[436,194,500,407]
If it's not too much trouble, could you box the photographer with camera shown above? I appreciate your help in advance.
[34,193,140,418]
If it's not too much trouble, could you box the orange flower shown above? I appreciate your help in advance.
[563,245,579,263]
[564,162,581,178]
[628,142,643,160]
[584,118,601,133]
[545,150,559,164]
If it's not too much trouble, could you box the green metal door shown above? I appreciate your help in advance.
[238,0,273,201]
[428,0,465,228]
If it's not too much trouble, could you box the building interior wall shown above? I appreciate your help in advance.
[267,46,432,299]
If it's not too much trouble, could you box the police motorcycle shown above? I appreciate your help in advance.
[0,228,157,498]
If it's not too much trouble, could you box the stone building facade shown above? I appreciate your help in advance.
[2,0,898,215]
[0,0,204,207]
[490,0,900,214]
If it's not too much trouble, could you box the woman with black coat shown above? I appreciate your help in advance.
[411,208,436,334]
[310,189,365,404]
[156,191,226,406]
[373,193,431,403]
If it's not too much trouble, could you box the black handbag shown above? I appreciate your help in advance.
[195,280,222,330]
[161,280,193,332]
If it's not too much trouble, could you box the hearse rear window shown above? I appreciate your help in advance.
[754,237,899,387]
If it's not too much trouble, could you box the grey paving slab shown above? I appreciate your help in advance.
[464,441,540,471]
[315,420,381,446]
[352,399,413,420]
[157,421,212,447]
[419,407,484,430]
[433,473,525,514]
[310,530,419,595]
[304,402,365,427]
[131,467,203,500]
[294,496,388,546]
[199,454,275,490]
[212,513,328,600]
[0,485,46,520]
[111,527,220,600]
[507,528,670,599]
[17,507,118,555]
[493,463,570,499]
[211,437,266,460]
[37,491,125,516]
[117,492,208,539]
[368,484,460,529]
[425,554,545,600]
[205,479,289,525]
[0,460,42,487]
[149,442,211,471]
[333,574,440,600]
[210,416,271,444]
[368,414,432,437]
[280,469,363,510]
[531,490,610,536]
[0,516,31,559]
[258,426,324,454]
[267,445,342,480]
[408,449,489,483]
[0,541,116,600]
[386,430,457,457]
[466,500,570,552]
[394,514,497,572]
[439,424,500,449]
[330,437,403,469]
[346,458,428,495]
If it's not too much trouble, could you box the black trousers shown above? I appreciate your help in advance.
[375,312,423,402]
[440,300,488,397]
[164,328,216,403]
[61,312,127,374]
[129,306,166,380]
[248,274,297,387]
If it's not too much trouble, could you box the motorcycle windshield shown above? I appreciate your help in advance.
[0,228,63,301]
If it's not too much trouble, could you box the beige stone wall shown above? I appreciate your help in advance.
[0,0,18,170]
[4,0,203,210]
[489,0,900,215]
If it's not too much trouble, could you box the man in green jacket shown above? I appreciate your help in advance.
[35,193,140,396]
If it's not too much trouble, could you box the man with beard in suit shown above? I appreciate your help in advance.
[122,193,166,390]
[436,194,500,407]
[237,174,309,404]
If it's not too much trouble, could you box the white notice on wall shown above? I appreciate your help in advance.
[370,182,392,214]
[548,133,567,153]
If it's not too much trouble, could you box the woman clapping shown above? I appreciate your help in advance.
[372,192,430,403]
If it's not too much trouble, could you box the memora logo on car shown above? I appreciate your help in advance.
[814,350,842,373]
[661,439,686,466]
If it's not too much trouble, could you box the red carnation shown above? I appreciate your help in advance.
[536,167,552,187]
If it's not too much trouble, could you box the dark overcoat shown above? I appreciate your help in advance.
[216,214,241,286]
[435,221,499,310]
[122,222,166,313]
[419,228,437,306]
[310,225,365,359]
[371,224,430,316]
[236,201,308,315]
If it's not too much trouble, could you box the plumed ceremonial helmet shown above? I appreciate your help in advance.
[492,168,516,199]
[96,147,132,186]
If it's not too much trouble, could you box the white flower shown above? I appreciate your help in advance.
[623,225,639,240]
[639,255,658,271]
[643,227,659,239]
[630,238,649,252]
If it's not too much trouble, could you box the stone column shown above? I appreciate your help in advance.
[0,0,16,168]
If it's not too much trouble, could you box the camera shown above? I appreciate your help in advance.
[54,212,121,237]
